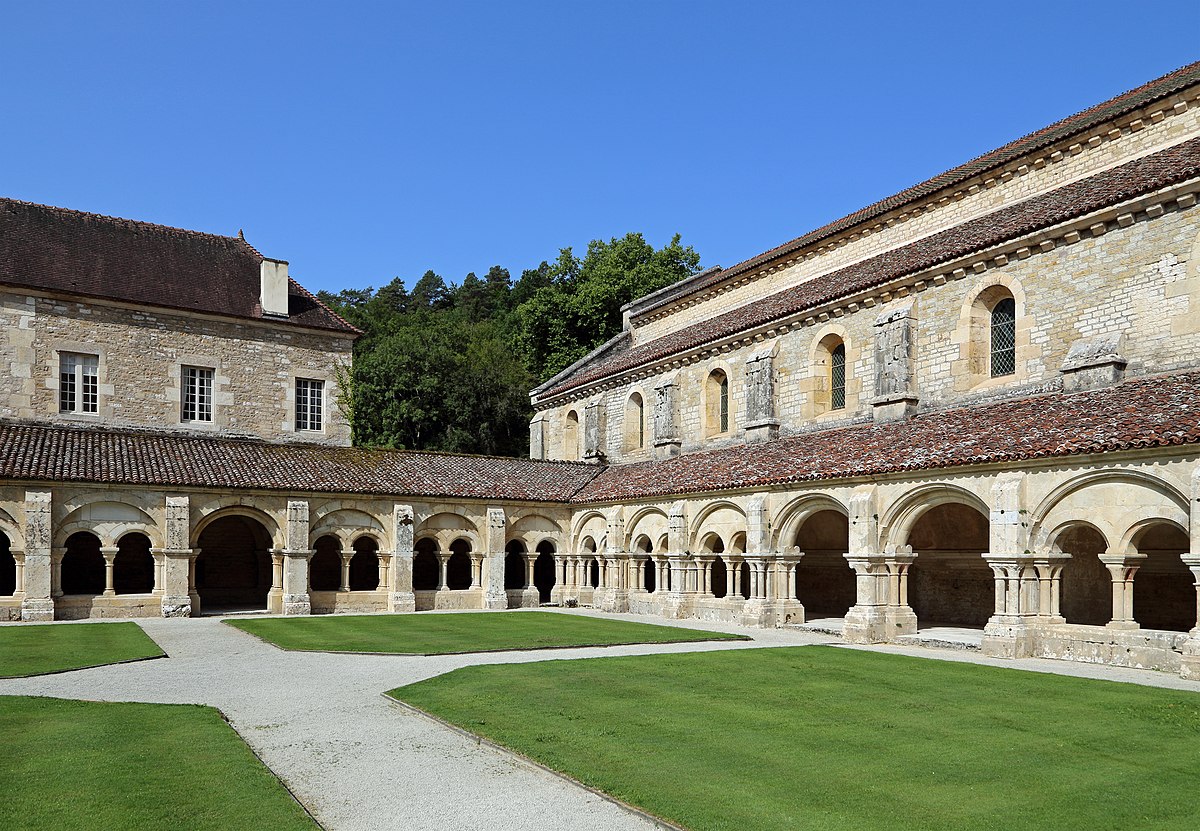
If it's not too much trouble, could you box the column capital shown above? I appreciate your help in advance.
[152,548,198,559]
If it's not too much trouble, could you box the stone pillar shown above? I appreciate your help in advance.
[269,551,284,613]
[101,547,117,596]
[529,413,547,460]
[281,500,312,615]
[771,548,805,625]
[51,548,64,597]
[597,507,628,613]
[12,550,25,595]
[653,377,682,459]
[437,554,449,590]
[842,486,895,643]
[521,554,540,607]
[482,508,507,609]
[981,473,1043,657]
[1180,554,1200,679]
[389,505,416,612]
[160,496,195,617]
[583,400,606,463]
[741,555,778,627]
[743,346,780,443]
[1101,551,1145,629]
[551,554,566,604]
[339,552,352,593]
[21,490,53,621]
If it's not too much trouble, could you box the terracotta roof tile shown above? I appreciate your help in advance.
[546,137,1200,398]
[0,423,599,502]
[573,371,1200,504]
[0,198,357,335]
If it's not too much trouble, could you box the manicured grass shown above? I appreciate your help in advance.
[227,611,747,654]
[391,646,1200,831]
[0,622,164,677]
[0,696,316,831]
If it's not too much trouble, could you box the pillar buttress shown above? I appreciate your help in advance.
[482,508,508,609]
[21,490,54,621]
[282,500,313,616]
[389,504,416,612]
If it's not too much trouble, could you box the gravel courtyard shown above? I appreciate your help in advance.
[4,610,1199,831]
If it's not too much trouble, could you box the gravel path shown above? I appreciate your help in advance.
[3,609,1199,830]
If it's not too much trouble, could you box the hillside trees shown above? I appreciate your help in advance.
[319,232,702,456]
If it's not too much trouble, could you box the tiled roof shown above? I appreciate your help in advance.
[0,198,357,335]
[634,60,1200,316]
[0,423,599,503]
[573,370,1200,504]
[544,136,1200,398]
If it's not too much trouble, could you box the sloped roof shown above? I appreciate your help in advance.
[0,422,600,502]
[544,136,1200,398]
[0,198,357,335]
[574,370,1200,504]
[634,60,1200,316]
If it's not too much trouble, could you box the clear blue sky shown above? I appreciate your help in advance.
[3,1,1197,295]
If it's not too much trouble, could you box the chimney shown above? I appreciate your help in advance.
[260,258,290,318]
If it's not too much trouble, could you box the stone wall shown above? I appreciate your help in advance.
[0,291,354,445]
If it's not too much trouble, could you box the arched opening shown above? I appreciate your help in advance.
[446,538,472,590]
[413,538,439,590]
[990,297,1016,377]
[505,540,526,590]
[564,410,580,461]
[711,556,728,599]
[114,532,154,595]
[589,558,600,588]
[349,537,380,591]
[795,510,854,617]
[624,392,646,452]
[633,536,655,592]
[0,531,13,596]
[1056,525,1111,626]
[533,541,556,603]
[704,369,730,436]
[1132,523,1194,632]
[195,515,273,612]
[309,535,342,591]
[61,531,104,595]
[906,502,992,627]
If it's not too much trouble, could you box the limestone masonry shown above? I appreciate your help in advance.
[4,61,1200,678]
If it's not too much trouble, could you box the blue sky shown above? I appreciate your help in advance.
[3,1,1197,295]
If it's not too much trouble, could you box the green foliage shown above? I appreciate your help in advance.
[393,646,1200,831]
[227,610,744,654]
[318,231,702,456]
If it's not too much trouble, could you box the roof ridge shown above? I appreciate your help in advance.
[0,196,253,252]
[287,277,363,335]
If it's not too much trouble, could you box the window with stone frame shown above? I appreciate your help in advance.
[59,352,99,414]
[624,391,645,451]
[704,369,731,436]
[990,297,1017,377]
[295,378,325,431]
[181,366,214,422]
[830,343,847,410]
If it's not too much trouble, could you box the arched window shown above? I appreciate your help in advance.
[705,369,730,436]
[624,392,645,452]
[349,536,380,591]
[830,343,846,410]
[990,297,1016,377]
[563,410,580,461]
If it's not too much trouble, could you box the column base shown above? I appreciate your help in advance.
[982,617,1038,658]
[389,591,416,613]
[843,605,888,643]
[1180,633,1200,680]
[1106,620,1141,630]
[596,588,629,614]
[885,606,918,638]
[160,595,193,618]
[769,599,805,626]
[520,587,540,608]
[483,589,508,610]
[21,597,54,622]
[740,600,771,627]
[282,594,311,616]
[662,593,692,619]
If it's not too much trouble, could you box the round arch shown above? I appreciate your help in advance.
[771,494,849,550]
[879,483,990,552]
[195,513,274,612]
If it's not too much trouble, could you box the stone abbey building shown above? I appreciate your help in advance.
[4,62,1200,678]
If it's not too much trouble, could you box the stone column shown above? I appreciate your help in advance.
[12,551,25,595]
[281,500,313,616]
[339,552,352,593]
[597,508,628,613]
[269,551,284,613]
[728,556,743,599]
[21,490,53,621]
[1180,554,1200,679]
[1101,551,1145,629]
[551,554,566,604]
[160,496,195,617]
[771,548,805,625]
[981,554,1049,658]
[483,508,508,609]
[521,554,540,608]
[389,505,416,612]
[437,554,449,590]
[51,548,64,598]
[101,547,117,596]
[695,556,713,596]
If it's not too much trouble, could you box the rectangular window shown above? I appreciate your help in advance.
[59,353,99,414]
[295,378,324,431]
[181,366,214,422]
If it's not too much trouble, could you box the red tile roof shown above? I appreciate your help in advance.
[0,198,357,335]
[573,370,1200,504]
[545,137,1200,398]
[0,422,599,502]
[631,60,1200,317]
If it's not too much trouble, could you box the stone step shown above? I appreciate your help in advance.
[895,627,984,651]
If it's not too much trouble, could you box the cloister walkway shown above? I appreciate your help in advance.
[3,609,1200,830]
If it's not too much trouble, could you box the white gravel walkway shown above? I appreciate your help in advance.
[3,608,1199,831]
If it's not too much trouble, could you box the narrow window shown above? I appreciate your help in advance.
[719,375,729,433]
[296,378,325,431]
[625,392,645,451]
[182,366,214,422]
[831,344,846,410]
[990,298,1016,377]
[59,353,99,414]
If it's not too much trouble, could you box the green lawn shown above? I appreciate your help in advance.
[0,696,316,831]
[227,610,747,654]
[0,622,165,677]
[391,646,1200,831]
